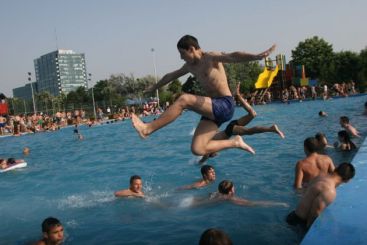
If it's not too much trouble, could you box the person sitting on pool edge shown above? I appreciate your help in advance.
[294,137,335,189]
[287,162,355,229]
[0,158,25,169]
[34,217,64,245]
[192,180,288,208]
[115,175,144,198]
[177,165,216,190]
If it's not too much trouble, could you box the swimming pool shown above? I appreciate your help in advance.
[1,95,366,244]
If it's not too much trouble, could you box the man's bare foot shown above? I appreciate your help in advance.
[234,135,255,154]
[198,153,218,164]
[131,113,149,139]
[271,124,285,139]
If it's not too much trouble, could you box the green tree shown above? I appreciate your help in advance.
[332,51,360,83]
[167,79,182,94]
[291,36,334,79]
[224,62,262,93]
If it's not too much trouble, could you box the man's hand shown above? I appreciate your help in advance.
[257,44,276,59]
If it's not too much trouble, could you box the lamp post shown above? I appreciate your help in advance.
[151,48,160,107]
[28,72,37,114]
[88,73,97,119]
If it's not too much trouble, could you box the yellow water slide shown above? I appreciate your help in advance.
[255,65,279,89]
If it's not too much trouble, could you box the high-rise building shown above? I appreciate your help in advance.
[34,49,87,96]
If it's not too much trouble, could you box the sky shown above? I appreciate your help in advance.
[1,0,366,97]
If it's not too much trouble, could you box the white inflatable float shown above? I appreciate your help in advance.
[0,162,27,173]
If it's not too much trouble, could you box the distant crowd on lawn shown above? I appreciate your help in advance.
[0,100,164,136]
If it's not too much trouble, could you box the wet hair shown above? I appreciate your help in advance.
[177,35,200,50]
[0,159,5,164]
[335,162,355,182]
[129,175,141,185]
[304,137,320,153]
[42,217,62,233]
[340,116,349,124]
[315,132,326,142]
[318,111,324,116]
[338,130,356,149]
[201,165,214,177]
[199,228,233,245]
[365,101,367,107]
[218,180,234,195]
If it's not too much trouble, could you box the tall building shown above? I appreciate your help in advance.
[34,49,87,96]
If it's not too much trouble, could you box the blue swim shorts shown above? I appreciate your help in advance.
[201,96,235,127]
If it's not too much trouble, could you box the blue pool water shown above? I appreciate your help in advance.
[1,95,366,245]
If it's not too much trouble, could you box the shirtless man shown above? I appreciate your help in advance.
[193,180,288,207]
[34,217,64,245]
[177,165,216,190]
[114,175,144,198]
[340,116,360,138]
[287,162,355,228]
[132,35,276,156]
[294,137,335,189]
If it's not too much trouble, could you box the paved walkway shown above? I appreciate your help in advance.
[302,137,367,245]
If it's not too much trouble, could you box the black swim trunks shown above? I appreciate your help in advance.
[201,96,235,127]
[286,210,307,227]
[224,120,239,137]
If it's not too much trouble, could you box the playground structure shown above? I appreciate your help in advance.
[253,54,286,103]
[253,54,318,103]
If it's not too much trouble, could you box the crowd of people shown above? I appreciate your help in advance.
[0,102,163,137]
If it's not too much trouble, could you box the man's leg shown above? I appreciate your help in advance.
[233,124,285,138]
[132,93,214,139]
[191,120,255,156]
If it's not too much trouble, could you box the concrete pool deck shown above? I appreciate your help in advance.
[301,136,367,245]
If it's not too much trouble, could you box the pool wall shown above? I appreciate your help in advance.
[301,136,367,245]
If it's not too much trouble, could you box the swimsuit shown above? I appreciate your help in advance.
[0,122,5,127]
[224,120,239,137]
[286,210,307,227]
[201,96,235,127]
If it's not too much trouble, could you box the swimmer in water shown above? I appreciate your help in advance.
[192,180,288,207]
[177,165,216,190]
[34,217,64,245]
[114,175,144,198]
[0,158,25,169]
[23,147,30,155]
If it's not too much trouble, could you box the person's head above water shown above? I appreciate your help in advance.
[218,180,234,195]
[199,228,233,245]
[177,35,201,65]
[335,162,355,182]
[315,132,329,150]
[339,116,349,125]
[41,217,64,245]
[318,111,327,117]
[201,165,216,182]
[129,175,142,193]
[304,137,320,154]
